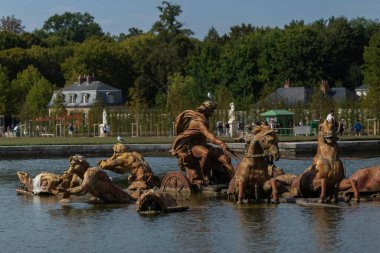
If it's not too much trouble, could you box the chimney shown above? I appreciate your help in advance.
[86,75,96,84]
[77,75,87,85]
[284,79,290,88]
[320,80,329,94]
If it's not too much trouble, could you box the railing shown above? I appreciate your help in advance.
[273,128,294,136]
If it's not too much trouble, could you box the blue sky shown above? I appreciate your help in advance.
[1,0,379,38]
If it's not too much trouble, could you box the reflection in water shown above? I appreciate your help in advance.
[1,157,380,252]
[309,207,344,252]
[233,203,276,251]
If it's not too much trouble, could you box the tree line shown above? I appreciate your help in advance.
[0,1,380,121]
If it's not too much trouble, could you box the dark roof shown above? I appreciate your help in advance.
[62,81,121,92]
[266,87,312,105]
[263,86,358,107]
[329,87,358,101]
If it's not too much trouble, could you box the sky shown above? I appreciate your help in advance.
[0,0,380,38]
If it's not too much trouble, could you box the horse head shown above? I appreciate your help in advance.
[318,119,338,144]
[252,125,281,161]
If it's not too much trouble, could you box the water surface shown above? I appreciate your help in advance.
[0,156,379,253]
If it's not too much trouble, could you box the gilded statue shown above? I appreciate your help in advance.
[171,100,235,187]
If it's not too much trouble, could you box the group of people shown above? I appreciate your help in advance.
[216,121,230,136]
[326,110,364,136]
[216,120,244,137]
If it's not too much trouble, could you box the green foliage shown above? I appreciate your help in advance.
[0,31,25,49]
[27,46,70,86]
[128,84,149,122]
[227,23,255,40]
[361,86,380,119]
[0,65,10,114]
[61,38,133,91]
[41,12,103,42]
[151,1,193,38]
[89,99,105,125]
[219,33,260,108]
[0,5,378,119]
[363,32,380,87]
[10,65,51,114]
[166,73,201,116]
[51,90,67,117]
[123,32,188,105]
[0,47,31,79]
[186,27,222,96]
[309,89,335,120]
[215,85,234,110]
[128,27,143,37]
[22,77,54,118]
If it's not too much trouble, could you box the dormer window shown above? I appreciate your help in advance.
[68,93,77,104]
[81,93,90,104]
[106,92,115,103]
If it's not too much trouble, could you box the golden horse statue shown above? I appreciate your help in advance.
[291,119,359,203]
[228,124,281,204]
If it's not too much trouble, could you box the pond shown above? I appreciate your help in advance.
[0,156,380,253]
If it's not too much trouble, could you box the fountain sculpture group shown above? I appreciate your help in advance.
[16,100,380,214]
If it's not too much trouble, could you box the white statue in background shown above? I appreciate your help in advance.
[228,102,236,122]
[102,109,108,125]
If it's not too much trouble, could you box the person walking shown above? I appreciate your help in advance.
[217,121,223,136]
[338,119,345,136]
[68,123,74,136]
[326,110,335,123]
[224,122,230,137]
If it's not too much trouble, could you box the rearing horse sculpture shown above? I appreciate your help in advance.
[228,124,281,204]
[291,119,359,203]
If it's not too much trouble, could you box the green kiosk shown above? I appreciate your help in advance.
[260,110,294,136]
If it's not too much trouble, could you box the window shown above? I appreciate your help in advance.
[81,93,90,104]
[106,92,115,103]
[68,94,77,104]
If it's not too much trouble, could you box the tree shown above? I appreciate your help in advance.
[61,38,133,92]
[0,65,10,115]
[226,23,255,40]
[271,21,323,88]
[123,33,187,106]
[0,31,25,50]
[215,85,234,110]
[127,27,143,38]
[318,17,358,89]
[362,31,380,127]
[22,78,54,118]
[89,99,105,125]
[128,84,148,124]
[219,33,260,109]
[27,46,70,87]
[166,73,201,116]
[10,65,51,114]
[51,90,67,117]
[151,1,193,38]
[361,86,380,120]
[41,12,103,42]
[186,27,222,96]
[363,32,380,87]
[0,15,24,34]
[309,87,335,120]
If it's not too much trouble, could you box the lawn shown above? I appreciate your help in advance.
[0,135,379,146]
